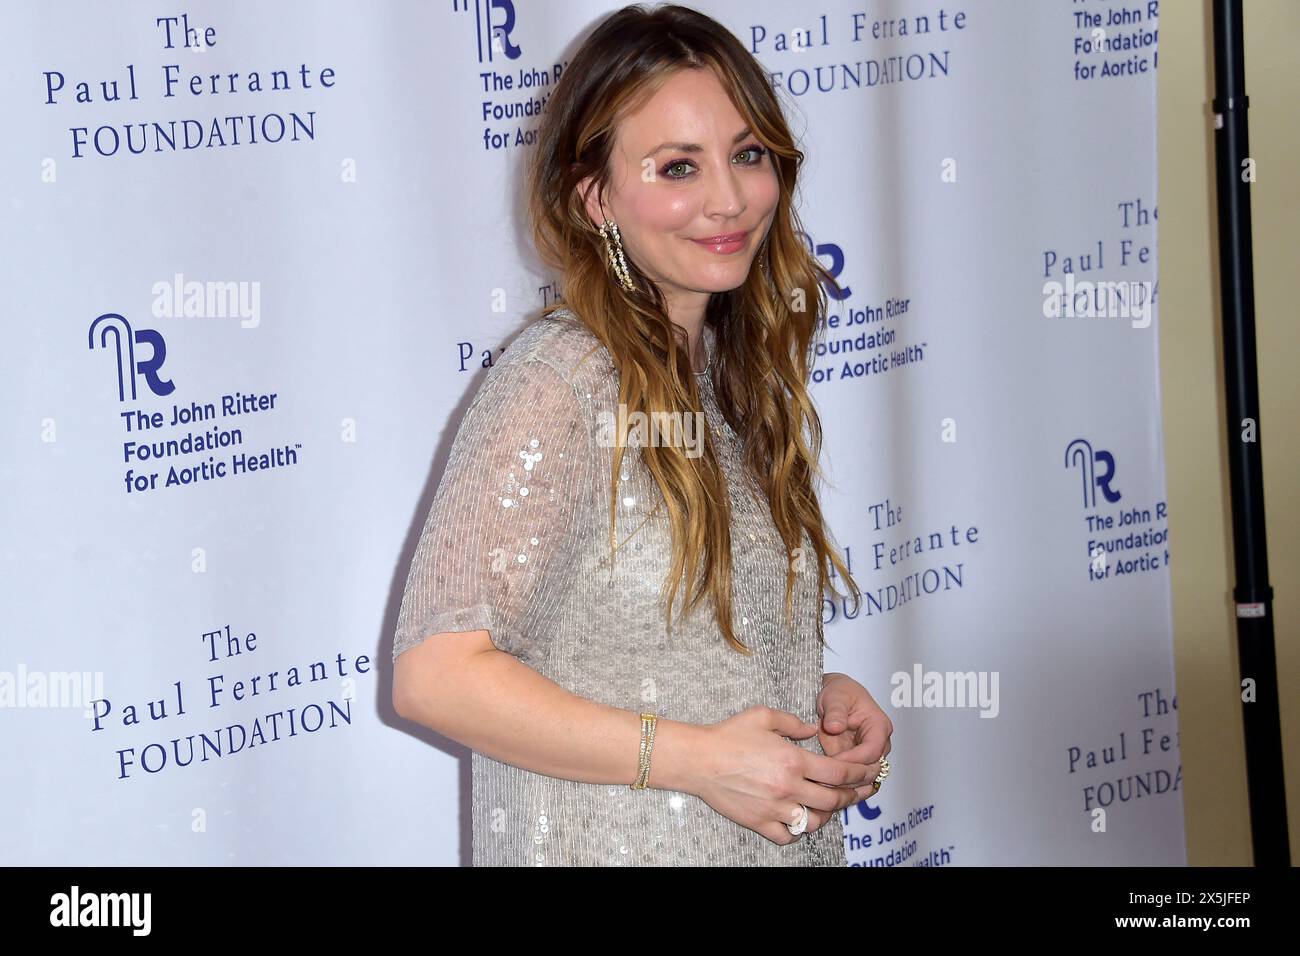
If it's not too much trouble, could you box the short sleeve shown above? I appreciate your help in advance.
[392,356,596,663]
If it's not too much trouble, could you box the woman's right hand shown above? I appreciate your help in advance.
[686,705,878,845]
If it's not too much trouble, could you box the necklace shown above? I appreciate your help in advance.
[694,325,715,376]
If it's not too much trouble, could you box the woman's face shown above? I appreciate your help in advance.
[582,68,779,317]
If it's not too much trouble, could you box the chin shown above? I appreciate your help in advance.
[692,264,756,292]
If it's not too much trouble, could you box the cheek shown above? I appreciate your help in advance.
[748,173,780,218]
[627,190,696,239]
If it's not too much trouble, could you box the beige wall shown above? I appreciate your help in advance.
[1159,0,1298,865]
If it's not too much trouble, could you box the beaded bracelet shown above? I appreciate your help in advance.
[630,712,659,789]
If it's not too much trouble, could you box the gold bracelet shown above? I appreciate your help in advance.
[630,712,658,790]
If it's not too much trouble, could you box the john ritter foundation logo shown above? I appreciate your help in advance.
[87,311,303,495]
[1063,438,1169,585]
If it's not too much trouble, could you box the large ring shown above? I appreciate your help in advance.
[872,755,891,793]
[786,803,809,836]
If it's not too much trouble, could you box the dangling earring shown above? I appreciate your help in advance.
[599,219,636,293]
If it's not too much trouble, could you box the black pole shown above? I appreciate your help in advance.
[1208,0,1289,867]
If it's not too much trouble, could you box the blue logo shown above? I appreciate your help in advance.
[88,312,175,401]
[474,0,522,63]
[1065,438,1122,509]
[799,231,852,300]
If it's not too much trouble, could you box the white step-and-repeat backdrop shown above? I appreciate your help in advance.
[2,0,1180,865]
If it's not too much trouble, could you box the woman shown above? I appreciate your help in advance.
[392,3,893,866]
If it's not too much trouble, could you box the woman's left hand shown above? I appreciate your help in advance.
[815,672,893,790]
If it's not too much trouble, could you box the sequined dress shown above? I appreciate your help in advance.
[393,309,847,866]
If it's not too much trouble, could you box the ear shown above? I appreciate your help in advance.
[577,174,605,229]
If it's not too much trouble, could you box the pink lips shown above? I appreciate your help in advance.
[690,231,749,254]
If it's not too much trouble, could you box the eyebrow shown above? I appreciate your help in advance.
[643,128,754,159]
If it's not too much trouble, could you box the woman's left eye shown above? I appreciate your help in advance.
[734,144,768,165]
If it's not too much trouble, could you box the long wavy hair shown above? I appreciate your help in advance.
[527,2,860,653]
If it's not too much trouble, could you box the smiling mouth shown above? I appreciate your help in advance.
[689,231,750,253]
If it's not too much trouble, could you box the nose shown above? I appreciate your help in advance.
[702,160,747,220]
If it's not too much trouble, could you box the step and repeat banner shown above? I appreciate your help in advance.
[1,0,1179,865]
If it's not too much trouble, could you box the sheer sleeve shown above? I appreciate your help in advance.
[392,356,596,663]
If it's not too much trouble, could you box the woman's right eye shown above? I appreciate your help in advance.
[661,160,694,179]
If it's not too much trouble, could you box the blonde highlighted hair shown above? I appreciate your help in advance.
[527,3,860,652]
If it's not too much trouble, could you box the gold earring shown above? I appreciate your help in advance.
[599,219,636,293]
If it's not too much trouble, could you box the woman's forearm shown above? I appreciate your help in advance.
[393,638,707,794]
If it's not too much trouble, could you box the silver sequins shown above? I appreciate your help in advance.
[393,311,844,867]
